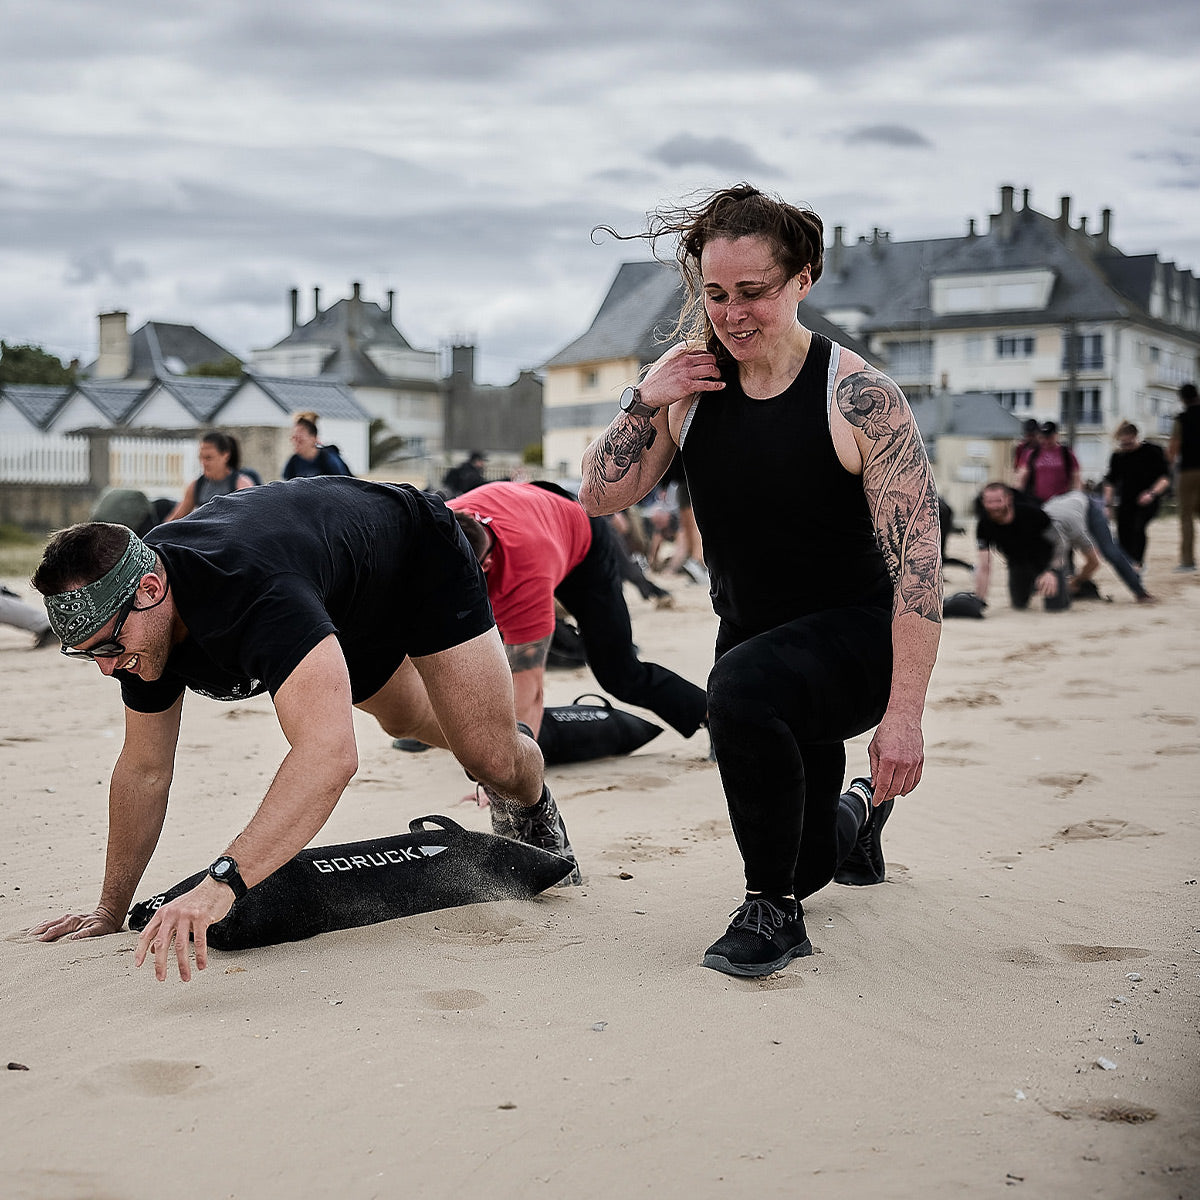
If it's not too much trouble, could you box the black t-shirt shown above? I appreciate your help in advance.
[975,496,1054,571]
[121,478,488,713]
[1106,442,1168,505]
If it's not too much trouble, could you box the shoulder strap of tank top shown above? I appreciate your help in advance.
[678,396,700,448]
[826,340,842,433]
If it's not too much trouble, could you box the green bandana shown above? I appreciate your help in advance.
[45,532,157,645]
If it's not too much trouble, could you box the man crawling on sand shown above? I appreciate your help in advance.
[28,478,582,983]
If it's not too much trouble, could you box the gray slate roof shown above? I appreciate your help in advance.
[72,380,153,423]
[264,295,430,388]
[82,322,239,379]
[810,208,1189,335]
[910,392,1024,442]
[225,374,369,421]
[0,383,73,429]
[151,376,241,423]
[543,260,877,369]
[133,321,240,376]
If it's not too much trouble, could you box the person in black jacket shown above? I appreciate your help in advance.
[1103,422,1170,570]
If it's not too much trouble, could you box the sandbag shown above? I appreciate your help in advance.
[127,814,574,951]
[537,693,663,765]
[943,591,987,619]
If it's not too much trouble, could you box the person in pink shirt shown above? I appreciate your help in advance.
[1015,420,1081,502]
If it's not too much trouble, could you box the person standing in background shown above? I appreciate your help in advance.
[282,412,353,479]
[1168,383,1200,573]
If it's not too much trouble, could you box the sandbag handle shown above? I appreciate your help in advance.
[408,814,467,835]
[571,693,614,710]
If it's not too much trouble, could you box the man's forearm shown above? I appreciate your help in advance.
[226,744,357,888]
[97,760,172,926]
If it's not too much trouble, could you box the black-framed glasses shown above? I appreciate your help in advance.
[60,591,139,661]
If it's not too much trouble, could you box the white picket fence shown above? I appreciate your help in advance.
[0,432,189,494]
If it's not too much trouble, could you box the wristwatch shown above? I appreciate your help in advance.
[207,855,248,899]
[618,386,657,419]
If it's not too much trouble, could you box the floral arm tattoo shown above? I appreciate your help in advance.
[505,635,552,674]
[584,416,657,497]
[837,370,943,625]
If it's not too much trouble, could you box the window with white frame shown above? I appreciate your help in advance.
[883,340,932,377]
[996,335,1035,358]
[997,391,1034,411]
[1059,387,1103,426]
[1062,332,1103,370]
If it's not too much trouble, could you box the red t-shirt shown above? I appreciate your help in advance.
[1026,443,1079,502]
[447,482,592,645]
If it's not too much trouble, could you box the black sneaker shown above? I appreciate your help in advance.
[833,777,893,886]
[485,784,582,887]
[702,896,812,977]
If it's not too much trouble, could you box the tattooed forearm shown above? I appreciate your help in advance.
[586,417,657,492]
[838,370,943,625]
[505,636,552,674]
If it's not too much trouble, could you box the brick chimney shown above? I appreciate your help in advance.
[94,310,131,379]
[1057,195,1072,236]
[992,184,1015,240]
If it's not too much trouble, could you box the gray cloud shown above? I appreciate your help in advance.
[843,125,934,149]
[65,248,148,288]
[649,136,777,176]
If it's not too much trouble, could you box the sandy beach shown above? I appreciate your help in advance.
[2,523,1198,1200]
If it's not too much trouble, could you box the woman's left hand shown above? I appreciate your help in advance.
[867,712,924,806]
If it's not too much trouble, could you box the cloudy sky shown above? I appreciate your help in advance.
[3,0,1198,384]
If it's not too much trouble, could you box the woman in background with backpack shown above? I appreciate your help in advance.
[282,411,353,479]
[167,431,256,521]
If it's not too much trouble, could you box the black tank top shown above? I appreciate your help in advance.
[679,333,892,633]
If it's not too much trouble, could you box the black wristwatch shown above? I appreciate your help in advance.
[619,386,657,419]
[207,855,248,899]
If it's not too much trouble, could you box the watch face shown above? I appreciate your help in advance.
[212,857,233,879]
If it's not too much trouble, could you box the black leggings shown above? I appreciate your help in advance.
[707,602,892,900]
[555,516,708,737]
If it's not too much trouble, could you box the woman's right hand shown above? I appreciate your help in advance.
[29,908,123,941]
[640,345,724,409]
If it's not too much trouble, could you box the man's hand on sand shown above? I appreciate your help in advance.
[30,908,123,941]
[134,878,234,983]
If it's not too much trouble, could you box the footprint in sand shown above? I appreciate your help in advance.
[1054,944,1150,963]
[599,837,682,863]
[82,1059,213,1097]
[1051,1099,1157,1123]
[1155,743,1199,757]
[419,988,487,1010]
[1003,641,1058,663]
[930,690,1001,710]
[1035,772,1091,797]
[1054,818,1161,842]
[1006,716,1065,730]
[1144,712,1197,727]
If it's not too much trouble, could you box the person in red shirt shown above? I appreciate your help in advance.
[1015,421,1081,502]
[447,481,708,746]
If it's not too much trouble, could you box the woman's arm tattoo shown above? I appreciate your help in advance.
[585,417,657,495]
[837,370,943,625]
